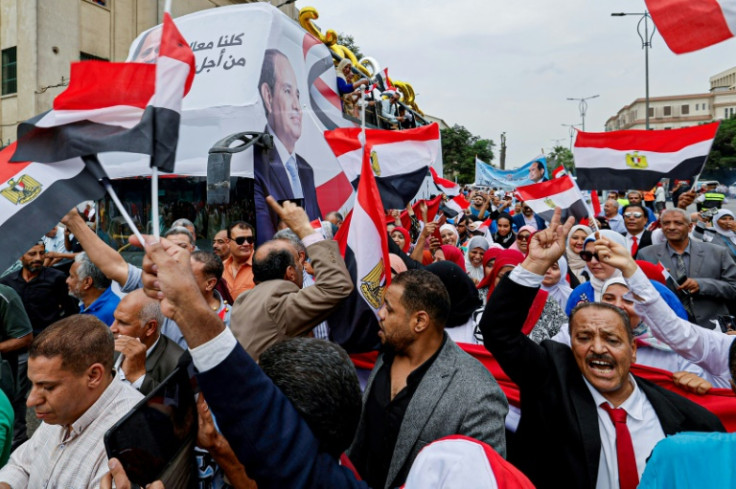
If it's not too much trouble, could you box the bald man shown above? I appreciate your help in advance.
[230,198,352,361]
[111,290,184,395]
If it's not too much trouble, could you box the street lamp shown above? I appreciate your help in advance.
[612,12,656,130]
[561,123,579,151]
[566,94,599,131]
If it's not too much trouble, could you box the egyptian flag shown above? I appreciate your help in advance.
[328,147,390,353]
[444,194,471,217]
[516,175,590,223]
[324,123,441,209]
[573,123,720,191]
[430,167,461,197]
[11,13,194,173]
[0,144,105,273]
[399,195,443,229]
[646,0,736,54]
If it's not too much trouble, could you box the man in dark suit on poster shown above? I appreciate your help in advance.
[255,48,321,244]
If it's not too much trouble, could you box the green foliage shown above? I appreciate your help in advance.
[440,125,494,184]
[337,34,363,60]
[548,146,575,175]
[706,116,736,172]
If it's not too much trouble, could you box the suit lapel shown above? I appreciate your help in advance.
[386,340,457,487]
[636,377,686,434]
[145,335,165,373]
[689,241,705,276]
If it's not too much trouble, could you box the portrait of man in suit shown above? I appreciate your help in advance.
[255,48,322,244]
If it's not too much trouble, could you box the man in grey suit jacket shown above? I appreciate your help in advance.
[638,208,736,328]
[348,270,508,489]
[111,289,184,395]
[230,198,353,361]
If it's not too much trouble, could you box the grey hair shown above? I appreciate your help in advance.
[606,199,619,209]
[171,218,195,230]
[273,229,307,257]
[164,226,195,245]
[74,252,111,290]
[660,208,691,224]
[138,299,164,333]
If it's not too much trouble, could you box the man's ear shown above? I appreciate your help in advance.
[284,265,297,283]
[143,319,158,339]
[412,311,430,334]
[260,83,272,116]
[82,276,94,291]
[86,363,106,388]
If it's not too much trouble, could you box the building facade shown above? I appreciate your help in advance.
[605,65,736,131]
[0,0,297,145]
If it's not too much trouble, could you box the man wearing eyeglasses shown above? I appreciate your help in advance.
[223,221,256,300]
[621,204,652,259]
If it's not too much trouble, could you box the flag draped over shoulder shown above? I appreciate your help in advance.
[516,176,590,223]
[324,123,440,209]
[328,147,390,353]
[11,13,194,173]
[646,0,736,54]
[0,144,105,273]
[573,123,720,191]
[429,167,460,197]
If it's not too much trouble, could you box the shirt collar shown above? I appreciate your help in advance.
[666,239,691,257]
[66,377,123,440]
[583,374,645,421]
[267,124,295,164]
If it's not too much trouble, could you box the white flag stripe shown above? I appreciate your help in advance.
[0,159,87,226]
[35,106,145,129]
[523,185,582,214]
[337,139,439,182]
[574,139,712,170]
[347,199,384,314]
[152,56,190,111]
[718,0,736,35]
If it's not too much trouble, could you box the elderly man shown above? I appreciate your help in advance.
[638,208,736,329]
[621,204,653,259]
[111,290,183,395]
[480,208,724,489]
[231,199,352,361]
[0,315,142,488]
[211,229,230,263]
[66,252,120,326]
[349,269,507,489]
[223,221,256,299]
[600,199,626,234]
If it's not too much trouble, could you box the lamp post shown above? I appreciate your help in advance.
[612,12,656,130]
[561,123,579,151]
[566,94,599,131]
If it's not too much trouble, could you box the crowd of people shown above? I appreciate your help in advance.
[0,171,734,488]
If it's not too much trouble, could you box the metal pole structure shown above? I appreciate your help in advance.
[566,95,599,131]
[612,12,656,130]
[561,124,579,151]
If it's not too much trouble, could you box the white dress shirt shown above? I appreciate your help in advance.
[583,376,665,489]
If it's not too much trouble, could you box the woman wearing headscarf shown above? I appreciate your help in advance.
[541,256,573,311]
[476,245,504,301]
[509,225,534,255]
[439,224,460,247]
[434,245,466,271]
[390,226,412,253]
[336,58,368,116]
[465,236,490,284]
[565,224,592,283]
[564,230,688,320]
[388,253,408,278]
[474,249,566,344]
[492,213,515,249]
[709,209,736,259]
[425,261,482,344]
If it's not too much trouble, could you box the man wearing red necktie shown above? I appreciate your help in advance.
[622,204,652,259]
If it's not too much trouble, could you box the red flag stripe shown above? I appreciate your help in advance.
[0,144,31,182]
[516,175,575,201]
[646,0,734,54]
[313,77,343,111]
[160,13,196,96]
[429,167,456,188]
[54,61,155,111]
[574,122,720,152]
[324,123,440,158]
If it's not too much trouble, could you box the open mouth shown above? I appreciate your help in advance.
[587,358,615,375]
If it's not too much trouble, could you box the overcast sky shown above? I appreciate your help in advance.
[296,0,735,169]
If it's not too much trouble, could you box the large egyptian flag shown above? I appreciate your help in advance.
[11,13,194,173]
[324,123,441,209]
[429,167,461,197]
[0,144,105,273]
[328,147,390,353]
[646,0,736,54]
[516,175,590,223]
[573,123,720,190]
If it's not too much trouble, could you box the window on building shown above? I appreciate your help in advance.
[80,52,108,62]
[681,104,689,115]
[648,107,654,118]
[663,105,672,116]
[695,104,699,110]
[1,47,17,96]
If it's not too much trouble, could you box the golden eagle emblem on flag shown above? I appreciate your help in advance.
[625,151,648,169]
[370,151,381,176]
[360,259,385,309]
[1,175,42,205]
[544,198,556,209]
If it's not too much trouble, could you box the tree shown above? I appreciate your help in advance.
[337,33,363,60]
[705,116,736,172]
[548,146,574,175]
[440,124,494,184]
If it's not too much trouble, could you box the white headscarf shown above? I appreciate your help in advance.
[583,230,625,301]
[465,236,490,282]
[440,223,459,245]
[713,209,736,245]
[566,224,592,282]
[541,256,573,310]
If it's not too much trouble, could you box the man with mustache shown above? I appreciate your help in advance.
[480,209,724,489]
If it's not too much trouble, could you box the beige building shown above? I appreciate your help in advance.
[0,0,298,145]
[605,65,736,131]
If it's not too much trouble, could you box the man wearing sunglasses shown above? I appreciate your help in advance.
[224,222,256,300]
[621,204,652,259]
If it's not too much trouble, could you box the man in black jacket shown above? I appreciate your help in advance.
[480,208,725,489]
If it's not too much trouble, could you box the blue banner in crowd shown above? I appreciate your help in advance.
[474,157,548,190]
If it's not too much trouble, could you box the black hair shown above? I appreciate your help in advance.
[252,245,295,283]
[392,269,451,329]
[569,302,633,341]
